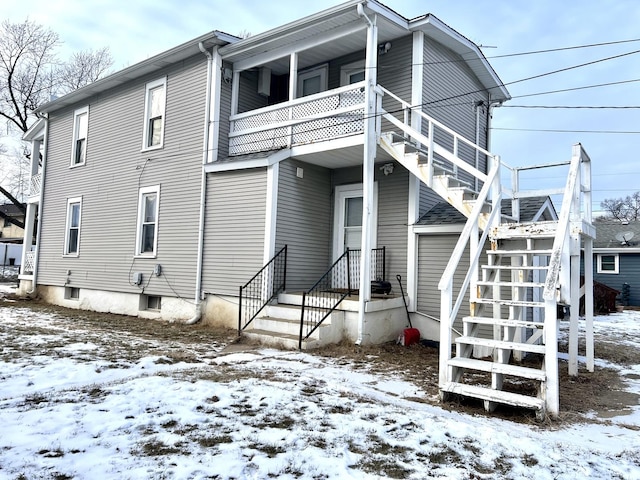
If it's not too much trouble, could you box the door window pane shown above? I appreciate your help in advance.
[345,197,363,227]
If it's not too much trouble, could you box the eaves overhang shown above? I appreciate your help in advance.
[35,31,239,114]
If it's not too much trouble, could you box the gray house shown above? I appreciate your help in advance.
[19,0,595,419]
[590,220,640,306]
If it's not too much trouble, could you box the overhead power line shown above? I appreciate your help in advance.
[502,105,640,109]
[492,127,640,134]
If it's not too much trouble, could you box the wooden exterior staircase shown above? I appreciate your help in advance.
[378,87,595,419]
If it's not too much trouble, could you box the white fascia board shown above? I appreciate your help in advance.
[592,247,640,254]
[22,117,46,141]
[204,149,291,173]
[413,224,465,235]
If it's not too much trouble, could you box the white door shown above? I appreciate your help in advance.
[333,184,377,288]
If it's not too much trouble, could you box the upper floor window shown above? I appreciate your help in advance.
[142,78,166,150]
[297,65,328,98]
[71,106,89,166]
[340,60,365,86]
[64,197,82,256]
[135,185,160,256]
[597,254,619,274]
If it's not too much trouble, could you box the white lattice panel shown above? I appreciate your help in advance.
[230,127,289,155]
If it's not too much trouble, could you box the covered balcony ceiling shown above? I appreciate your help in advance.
[219,3,408,75]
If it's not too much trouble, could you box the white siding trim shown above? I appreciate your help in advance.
[141,77,167,151]
[63,197,82,257]
[597,253,619,274]
[264,162,279,264]
[135,185,161,258]
[209,48,223,163]
[70,106,89,167]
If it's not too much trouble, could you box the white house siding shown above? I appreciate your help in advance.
[422,37,490,187]
[37,54,207,300]
[417,234,489,336]
[201,167,268,296]
[275,159,332,291]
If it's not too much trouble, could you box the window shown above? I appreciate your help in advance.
[71,106,89,166]
[136,186,160,256]
[142,78,166,150]
[65,287,80,300]
[340,60,366,86]
[297,65,328,98]
[64,197,82,256]
[597,254,619,274]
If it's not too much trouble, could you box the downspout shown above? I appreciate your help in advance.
[185,41,214,324]
[27,114,49,295]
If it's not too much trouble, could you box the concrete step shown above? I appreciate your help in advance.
[455,336,547,355]
[242,329,323,350]
[447,357,546,381]
[441,382,545,411]
[264,304,302,321]
[463,316,545,330]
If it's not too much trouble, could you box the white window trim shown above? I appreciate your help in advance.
[332,183,378,262]
[135,185,160,257]
[597,253,619,274]
[340,60,366,87]
[141,77,167,151]
[71,106,89,167]
[296,64,328,98]
[64,197,82,257]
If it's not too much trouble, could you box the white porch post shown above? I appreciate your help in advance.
[356,11,378,345]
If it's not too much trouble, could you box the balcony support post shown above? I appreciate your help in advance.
[356,9,378,345]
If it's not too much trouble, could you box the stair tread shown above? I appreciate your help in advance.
[476,281,545,288]
[448,357,547,380]
[455,336,547,354]
[482,264,549,270]
[441,382,545,410]
[488,249,552,255]
[463,316,545,329]
[473,298,545,307]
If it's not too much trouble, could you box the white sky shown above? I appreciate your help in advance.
[5,0,640,214]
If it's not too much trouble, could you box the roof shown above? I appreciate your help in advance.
[416,197,556,226]
[219,0,509,102]
[35,31,239,114]
[37,0,508,116]
[593,220,640,250]
[0,203,25,217]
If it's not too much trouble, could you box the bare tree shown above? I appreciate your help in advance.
[0,19,60,135]
[56,47,113,93]
[0,18,113,213]
[600,191,640,222]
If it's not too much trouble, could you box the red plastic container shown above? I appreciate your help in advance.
[401,327,420,346]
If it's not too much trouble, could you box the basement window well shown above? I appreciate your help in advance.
[65,287,80,300]
[141,295,162,311]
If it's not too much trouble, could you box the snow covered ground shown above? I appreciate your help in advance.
[0,283,639,479]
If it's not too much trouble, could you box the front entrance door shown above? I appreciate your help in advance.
[333,183,378,288]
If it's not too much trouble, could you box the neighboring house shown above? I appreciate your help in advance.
[0,203,26,269]
[589,220,640,306]
[19,0,595,418]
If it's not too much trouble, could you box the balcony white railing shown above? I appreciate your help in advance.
[229,81,366,156]
[23,250,36,275]
[30,173,42,197]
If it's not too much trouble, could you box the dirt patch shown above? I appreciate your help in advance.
[2,293,637,425]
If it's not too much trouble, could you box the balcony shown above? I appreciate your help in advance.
[29,173,42,199]
[229,82,366,157]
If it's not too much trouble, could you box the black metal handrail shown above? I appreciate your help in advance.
[238,245,287,334]
[298,247,386,349]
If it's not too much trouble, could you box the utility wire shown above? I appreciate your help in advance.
[512,78,640,99]
[492,127,640,134]
[502,105,640,109]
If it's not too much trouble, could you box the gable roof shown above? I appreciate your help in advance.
[593,220,640,250]
[219,0,509,102]
[417,197,556,226]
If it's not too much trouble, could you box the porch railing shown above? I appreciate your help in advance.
[229,81,366,156]
[299,247,386,349]
[22,250,36,275]
[238,245,287,334]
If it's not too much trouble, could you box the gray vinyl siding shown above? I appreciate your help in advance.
[417,234,489,333]
[38,54,208,298]
[201,168,267,295]
[217,61,233,159]
[591,253,640,306]
[237,70,268,114]
[419,184,441,219]
[379,35,413,134]
[275,159,332,291]
[331,163,410,288]
[422,37,490,187]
